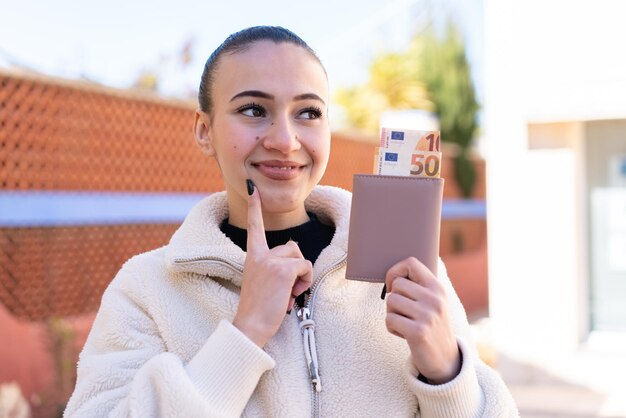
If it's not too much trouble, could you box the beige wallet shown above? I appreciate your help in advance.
[346,175,444,282]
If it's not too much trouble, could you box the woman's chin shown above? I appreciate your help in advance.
[261,197,301,214]
[259,190,308,214]
[257,181,307,201]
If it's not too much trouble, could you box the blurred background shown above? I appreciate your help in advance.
[1,0,625,417]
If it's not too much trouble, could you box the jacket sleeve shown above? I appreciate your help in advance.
[64,265,275,418]
[404,260,520,418]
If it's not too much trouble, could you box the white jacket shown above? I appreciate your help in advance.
[65,186,519,417]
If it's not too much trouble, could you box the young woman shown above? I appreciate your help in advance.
[65,26,518,417]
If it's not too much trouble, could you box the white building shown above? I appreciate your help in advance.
[484,0,626,408]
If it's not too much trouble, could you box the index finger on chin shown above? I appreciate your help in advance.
[246,179,268,254]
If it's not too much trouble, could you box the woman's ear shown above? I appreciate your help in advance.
[193,110,216,156]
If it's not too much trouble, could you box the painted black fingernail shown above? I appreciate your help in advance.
[380,284,387,300]
[246,179,255,196]
[286,309,292,315]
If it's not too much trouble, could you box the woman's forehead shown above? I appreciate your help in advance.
[213,41,328,100]
[221,40,318,65]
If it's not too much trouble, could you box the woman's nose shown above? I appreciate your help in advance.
[263,117,301,154]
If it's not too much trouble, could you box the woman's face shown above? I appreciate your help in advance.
[195,41,331,228]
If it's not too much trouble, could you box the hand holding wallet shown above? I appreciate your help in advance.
[345,174,444,283]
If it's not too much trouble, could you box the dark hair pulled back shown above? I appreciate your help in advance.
[198,26,325,113]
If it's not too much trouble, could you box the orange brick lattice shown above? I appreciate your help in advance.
[0,72,223,192]
[0,225,178,320]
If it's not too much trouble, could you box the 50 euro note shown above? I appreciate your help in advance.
[374,128,442,178]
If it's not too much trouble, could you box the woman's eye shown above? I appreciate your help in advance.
[298,107,323,120]
[237,104,266,118]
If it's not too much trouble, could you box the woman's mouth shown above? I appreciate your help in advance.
[252,160,306,180]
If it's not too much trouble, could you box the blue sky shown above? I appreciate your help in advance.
[0,0,483,110]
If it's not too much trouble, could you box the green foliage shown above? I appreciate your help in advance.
[336,23,479,197]
[335,51,433,133]
[418,27,479,151]
[454,151,477,198]
[419,26,479,197]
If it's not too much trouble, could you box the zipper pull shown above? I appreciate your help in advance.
[297,307,309,321]
[298,307,322,392]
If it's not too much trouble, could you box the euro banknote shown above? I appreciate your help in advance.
[375,128,442,178]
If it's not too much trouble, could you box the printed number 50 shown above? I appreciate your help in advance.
[411,153,440,177]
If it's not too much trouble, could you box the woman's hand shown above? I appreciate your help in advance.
[384,257,461,384]
[232,181,313,348]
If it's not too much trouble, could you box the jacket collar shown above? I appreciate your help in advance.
[164,185,351,286]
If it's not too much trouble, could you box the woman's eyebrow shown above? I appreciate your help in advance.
[229,90,326,106]
[294,93,326,106]
[230,90,274,102]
